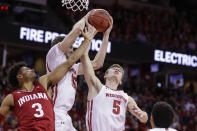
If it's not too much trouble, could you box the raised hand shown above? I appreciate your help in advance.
[84,9,96,20]
[103,16,113,36]
[72,17,86,33]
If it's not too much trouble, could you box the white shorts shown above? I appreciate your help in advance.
[55,112,76,131]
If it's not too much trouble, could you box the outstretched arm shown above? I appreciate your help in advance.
[0,94,14,125]
[39,25,97,90]
[80,33,103,99]
[77,14,113,75]
[127,96,148,123]
[58,18,84,52]
[91,16,113,69]
[58,11,93,52]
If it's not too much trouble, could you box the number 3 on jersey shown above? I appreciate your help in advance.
[113,100,121,114]
[32,103,44,118]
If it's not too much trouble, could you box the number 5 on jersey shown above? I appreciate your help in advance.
[113,100,121,114]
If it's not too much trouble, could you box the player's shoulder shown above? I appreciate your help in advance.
[12,90,24,96]
[5,93,14,99]
[47,44,64,57]
[47,44,58,54]
[2,93,14,106]
[117,89,128,97]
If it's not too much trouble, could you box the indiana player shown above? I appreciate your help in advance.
[148,102,177,131]
[0,25,97,130]
[80,49,148,131]
[46,10,113,130]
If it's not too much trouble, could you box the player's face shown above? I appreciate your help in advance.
[64,45,73,59]
[106,67,123,84]
[18,66,37,81]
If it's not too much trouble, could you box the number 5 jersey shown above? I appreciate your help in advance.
[12,81,55,131]
[86,85,129,131]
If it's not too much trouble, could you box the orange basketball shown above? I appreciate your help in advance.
[88,9,111,32]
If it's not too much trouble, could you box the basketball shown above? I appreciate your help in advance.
[88,9,111,32]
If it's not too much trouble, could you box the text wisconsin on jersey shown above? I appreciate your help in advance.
[106,93,127,103]
[18,93,48,107]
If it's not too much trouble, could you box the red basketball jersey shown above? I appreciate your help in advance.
[12,81,55,131]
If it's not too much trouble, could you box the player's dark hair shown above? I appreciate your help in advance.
[152,102,175,128]
[7,62,27,88]
[51,36,65,47]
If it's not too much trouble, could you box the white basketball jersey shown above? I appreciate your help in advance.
[86,85,129,131]
[148,128,177,131]
[46,44,79,114]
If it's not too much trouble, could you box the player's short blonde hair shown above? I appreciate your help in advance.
[105,64,124,80]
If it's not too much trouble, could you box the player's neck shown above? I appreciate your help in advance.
[21,81,34,91]
[105,79,118,90]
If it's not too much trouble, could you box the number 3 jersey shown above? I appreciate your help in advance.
[12,81,55,131]
[86,85,129,131]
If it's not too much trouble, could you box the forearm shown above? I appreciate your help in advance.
[140,111,148,123]
[92,35,109,69]
[128,97,148,123]
[49,62,70,85]
[64,29,81,44]
[81,54,94,77]
[129,106,146,123]
[81,54,97,87]
[68,39,90,64]
[59,28,81,51]
[59,18,85,51]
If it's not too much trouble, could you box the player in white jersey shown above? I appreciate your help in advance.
[80,49,148,131]
[148,102,177,131]
[46,10,113,131]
